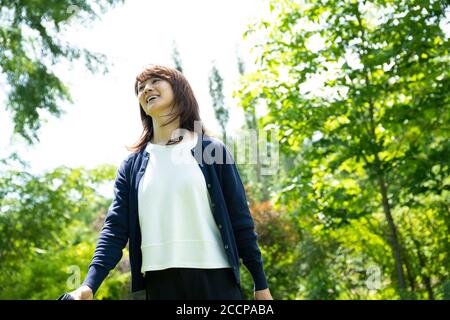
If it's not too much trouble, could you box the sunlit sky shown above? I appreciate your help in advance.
[0,0,271,174]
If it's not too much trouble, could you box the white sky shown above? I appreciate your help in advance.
[0,0,271,174]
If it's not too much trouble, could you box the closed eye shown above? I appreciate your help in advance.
[138,78,161,92]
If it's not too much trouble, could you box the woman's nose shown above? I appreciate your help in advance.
[143,86,152,94]
[143,82,154,92]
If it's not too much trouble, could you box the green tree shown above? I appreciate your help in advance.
[234,51,284,202]
[0,164,131,299]
[237,0,449,299]
[0,0,123,143]
[171,40,183,73]
[235,52,262,183]
[208,61,229,141]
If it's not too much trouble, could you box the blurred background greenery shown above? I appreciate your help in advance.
[0,0,448,299]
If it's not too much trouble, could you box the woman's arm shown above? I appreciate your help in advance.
[219,143,271,298]
[81,158,131,296]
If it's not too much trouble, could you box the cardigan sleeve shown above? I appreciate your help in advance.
[82,157,130,295]
[219,143,269,291]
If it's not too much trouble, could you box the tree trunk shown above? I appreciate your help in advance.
[423,276,434,300]
[377,173,407,292]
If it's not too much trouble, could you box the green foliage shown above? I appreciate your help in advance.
[0,164,130,299]
[251,201,302,299]
[171,40,184,73]
[1,0,448,301]
[0,0,124,143]
[209,63,229,138]
[235,0,449,299]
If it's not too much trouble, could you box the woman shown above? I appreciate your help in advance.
[69,64,272,300]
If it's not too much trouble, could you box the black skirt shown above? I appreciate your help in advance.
[144,267,243,300]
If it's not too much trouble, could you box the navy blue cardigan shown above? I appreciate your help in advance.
[82,134,269,296]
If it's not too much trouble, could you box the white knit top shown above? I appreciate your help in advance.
[137,131,231,274]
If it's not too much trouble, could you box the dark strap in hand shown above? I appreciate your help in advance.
[57,292,75,300]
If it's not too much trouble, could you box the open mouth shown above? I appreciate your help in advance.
[146,95,159,103]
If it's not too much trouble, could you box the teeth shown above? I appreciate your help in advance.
[147,96,158,103]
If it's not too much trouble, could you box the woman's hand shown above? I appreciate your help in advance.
[69,285,94,300]
[254,288,273,300]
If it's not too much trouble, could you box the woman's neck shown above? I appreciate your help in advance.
[151,118,183,145]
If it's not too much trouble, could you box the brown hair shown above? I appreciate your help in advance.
[126,64,210,153]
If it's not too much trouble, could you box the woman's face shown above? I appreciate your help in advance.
[137,76,176,117]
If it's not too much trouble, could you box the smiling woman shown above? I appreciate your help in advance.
[129,64,209,149]
[65,64,273,300]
